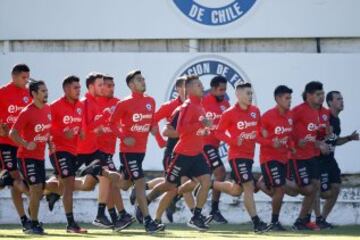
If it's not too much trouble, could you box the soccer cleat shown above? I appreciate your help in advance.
[22,219,32,233]
[26,223,45,235]
[187,215,209,231]
[129,187,136,205]
[113,214,134,232]
[92,215,113,228]
[292,219,319,231]
[267,221,287,231]
[210,209,228,224]
[154,219,166,231]
[254,220,269,233]
[144,219,165,233]
[135,205,143,224]
[46,193,60,211]
[316,217,334,230]
[66,222,87,233]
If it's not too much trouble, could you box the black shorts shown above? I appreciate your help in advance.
[229,158,254,184]
[166,153,210,185]
[203,145,224,171]
[76,150,103,171]
[119,152,145,181]
[0,144,18,171]
[162,149,173,173]
[98,151,117,171]
[50,151,76,178]
[19,158,45,185]
[289,157,320,187]
[286,160,295,181]
[261,160,286,188]
[319,156,341,192]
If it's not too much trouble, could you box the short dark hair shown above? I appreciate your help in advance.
[86,72,103,89]
[11,64,30,75]
[175,76,186,88]
[274,85,293,98]
[29,79,45,97]
[184,75,199,87]
[210,75,227,88]
[103,74,114,81]
[326,90,341,107]
[302,81,323,101]
[126,70,141,86]
[236,82,252,90]
[62,75,80,89]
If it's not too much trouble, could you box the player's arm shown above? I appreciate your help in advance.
[336,130,359,146]
[214,113,238,146]
[9,111,36,150]
[176,106,206,135]
[109,101,126,140]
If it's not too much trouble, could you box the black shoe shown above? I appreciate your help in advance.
[80,160,102,177]
[292,219,313,231]
[210,209,228,224]
[129,187,136,206]
[267,221,286,231]
[26,223,45,235]
[145,219,165,233]
[123,212,136,223]
[0,170,13,188]
[135,205,143,224]
[92,215,113,228]
[66,222,87,233]
[46,193,60,212]
[187,215,209,231]
[113,214,134,232]
[154,219,166,231]
[254,220,269,233]
[316,218,334,230]
[22,219,32,233]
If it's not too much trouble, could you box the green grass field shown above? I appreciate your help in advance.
[1,224,360,240]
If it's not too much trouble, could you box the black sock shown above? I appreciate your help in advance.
[97,203,106,218]
[271,214,279,223]
[20,215,28,225]
[66,212,75,225]
[118,209,126,217]
[190,208,194,213]
[251,215,260,225]
[316,216,323,222]
[211,201,219,212]
[145,183,149,190]
[144,215,152,224]
[305,214,311,223]
[108,208,118,224]
[31,220,39,227]
[193,207,202,217]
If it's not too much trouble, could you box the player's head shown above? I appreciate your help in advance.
[175,76,186,98]
[235,82,252,107]
[274,85,293,110]
[210,75,227,101]
[326,91,343,112]
[86,72,103,97]
[185,75,203,98]
[102,75,115,98]
[11,64,30,88]
[29,80,48,104]
[62,75,81,101]
[126,70,146,93]
[302,81,324,107]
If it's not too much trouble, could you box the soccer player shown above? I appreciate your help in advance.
[143,75,212,231]
[49,75,87,233]
[0,64,32,232]
[213,82,268,233]
[97,75,134,231]
[109,70,164,233]
[258,85,295,231]
[317,91,359,227]
[202,75,230,223]
[9,80,51,234]
[290,81,329,230]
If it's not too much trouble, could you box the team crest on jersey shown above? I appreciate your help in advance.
[322,114,328,121]
[220,105,226,111]
[250,112,257,119]
[23,96,29,103]
[167,55,253,161]
[76,107,82,115]
[288,118,293,125]
[146,103,152,111]
[172,0,258,26]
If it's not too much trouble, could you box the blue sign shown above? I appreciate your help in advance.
[173,0,257,26]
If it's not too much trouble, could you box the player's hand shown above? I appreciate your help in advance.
[236,136,243,146]
[79,130,85,140]
[25,141,37,151]
[94,126,105,135]
[0,123,9,137]
[349,131,359,141]
[201,117,212,128]
[150,125,159,136]
[64,129,74,139]
[123,137,135,146]
[272,137,281,149]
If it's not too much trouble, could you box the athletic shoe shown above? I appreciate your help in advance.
[187,215,209,231]
[154,219,166,231]
[46,193,60,211]
[305,222,321,231]
[113,214,134,232]
[210,209,228,224]
[292,219,318,231]
[22,219,32,233]
[144,219,165,233]
[267,221,286,231]
[92,215,113,228]
[316,217,334,230]
[66,222,87,233]
[254,220,269,233]
[26,223,45,235]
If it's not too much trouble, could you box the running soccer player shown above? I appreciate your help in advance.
[0,64,32,232]
[9,80,51,234]
[213,82,268,233]
[109,70,165,233]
